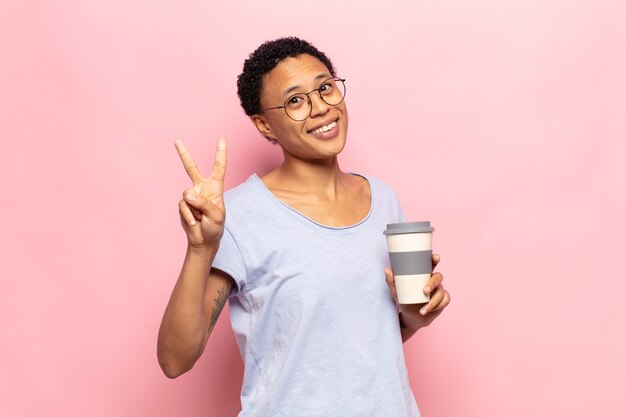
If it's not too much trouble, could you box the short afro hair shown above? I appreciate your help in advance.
[237,37,336,116]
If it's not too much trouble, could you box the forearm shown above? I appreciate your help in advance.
[157,244,217,376]
[399,311,421,343]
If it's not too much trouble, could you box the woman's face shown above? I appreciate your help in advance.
[252,54,349,161]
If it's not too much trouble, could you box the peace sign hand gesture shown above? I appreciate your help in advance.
[175,138,227,249]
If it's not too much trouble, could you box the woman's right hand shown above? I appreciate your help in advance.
[174,138,227,249]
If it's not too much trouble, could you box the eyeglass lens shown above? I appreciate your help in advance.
[284,78,346,121]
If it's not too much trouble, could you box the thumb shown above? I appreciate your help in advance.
[183,191,211,213]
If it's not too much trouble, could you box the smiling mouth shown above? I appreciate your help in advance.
[308,119,338,135]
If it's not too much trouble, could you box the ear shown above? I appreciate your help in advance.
[251,115,276,142]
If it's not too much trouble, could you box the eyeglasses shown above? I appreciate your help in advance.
[262,77,346,121]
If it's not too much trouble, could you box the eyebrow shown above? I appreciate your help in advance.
[281,73,331,98]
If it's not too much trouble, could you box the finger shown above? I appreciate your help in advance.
[423,272,443,295]
[183,190,208,212]
[384,268,394,286]
[431,290,451,312]
[424,288,451,315]
[384,268,398,304]
[420,284,446,315]
[179,199,197,226]
[184,189,222,222]
[432,253,440,271]
[189,204,203,221]
[175,140,204,185]
[209,138,227,184]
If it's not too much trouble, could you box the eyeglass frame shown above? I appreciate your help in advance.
[261,77,347,121]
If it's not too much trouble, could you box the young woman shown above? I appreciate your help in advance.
[158,37,450,416]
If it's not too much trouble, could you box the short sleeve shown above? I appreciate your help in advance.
[392,188,407,222]
[212,226,246,296]
[398,202,407,223]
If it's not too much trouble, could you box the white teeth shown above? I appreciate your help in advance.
[310,120,337,135]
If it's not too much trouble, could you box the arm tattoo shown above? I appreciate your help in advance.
[208,285,229,333]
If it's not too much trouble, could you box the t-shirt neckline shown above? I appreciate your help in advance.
[250,173,374,231]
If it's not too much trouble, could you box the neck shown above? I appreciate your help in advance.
[271,153,347,196]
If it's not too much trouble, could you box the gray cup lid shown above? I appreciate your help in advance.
[383,221,434,235]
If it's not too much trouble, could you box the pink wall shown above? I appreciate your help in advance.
[1,1,625,416]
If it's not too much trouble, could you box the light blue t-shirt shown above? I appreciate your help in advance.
[212,174,420,417]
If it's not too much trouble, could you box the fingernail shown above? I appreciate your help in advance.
[185,193,196,202]
[217,138,226,150]
[420,308,428,315]
[189,218,196,225]
[424,286,432,294]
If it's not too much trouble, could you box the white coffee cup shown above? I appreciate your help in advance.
[384,221,434,304]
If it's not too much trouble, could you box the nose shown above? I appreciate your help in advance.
[308,92,330,118]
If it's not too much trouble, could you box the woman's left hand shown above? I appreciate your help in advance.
[384,253,451,331]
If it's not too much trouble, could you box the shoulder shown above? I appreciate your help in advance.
[354,173,399,200]
[356,174,405,223]
[223,174,264,207]
[222,174,278,230]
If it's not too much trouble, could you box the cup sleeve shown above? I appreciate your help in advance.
[212,226,246,296]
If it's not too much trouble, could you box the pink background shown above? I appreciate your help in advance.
[1,1,625,416]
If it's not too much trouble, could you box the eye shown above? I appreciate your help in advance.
[319,82,334,95]
[286,94,306,107]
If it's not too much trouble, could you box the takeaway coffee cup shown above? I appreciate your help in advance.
[384,221,434,304]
